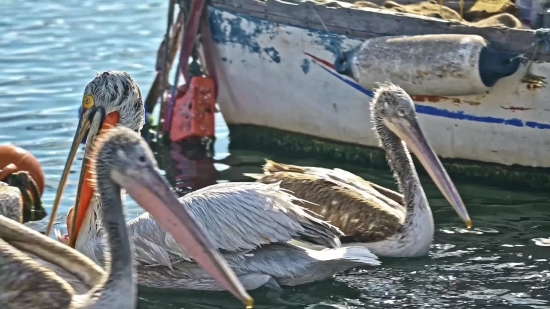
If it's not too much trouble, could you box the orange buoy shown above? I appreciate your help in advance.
[169,76,216,143]
[0,145,45,196]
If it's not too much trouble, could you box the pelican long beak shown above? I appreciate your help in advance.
[66,206,75,237]
[111,163,254,308]
[68,107,114,248]
[386,118,472,228]
[45,107,119,244]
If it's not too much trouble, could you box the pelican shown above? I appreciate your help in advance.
[246,82,471,258]
[0,167,96,295]
[47,71,380,291]
[0,124,252,308]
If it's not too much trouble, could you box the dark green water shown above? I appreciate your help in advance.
[2,0,550,308]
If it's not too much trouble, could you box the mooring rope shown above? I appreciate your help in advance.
[520,28,550,86]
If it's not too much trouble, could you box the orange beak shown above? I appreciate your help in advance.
[45,108,119,243]
[69,111,119,247]
[66,206,75,235]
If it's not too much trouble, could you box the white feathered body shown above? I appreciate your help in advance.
[70,182,380,290]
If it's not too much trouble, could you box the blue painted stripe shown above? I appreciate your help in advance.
[315,63,550,130]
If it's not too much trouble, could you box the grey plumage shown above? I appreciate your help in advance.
[61,71,380,291]
[77,182,380,290]
[0,182,22,222]
[0,214,107,308]
[178,182,343,250]
[45,70,146,237]
[83,71,144,133]
[246,82,471,258]
[0,126,183,308]
[0,175,99,298]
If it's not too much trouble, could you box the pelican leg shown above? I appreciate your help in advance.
[460,0,464,20]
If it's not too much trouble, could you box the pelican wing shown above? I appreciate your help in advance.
[0,238,75,307]
[29,251,95,295]
[261,159,404,209]
[305,166,404,210]
[0,215,105,299]
[126,182,344,269]
[245,160,406,242]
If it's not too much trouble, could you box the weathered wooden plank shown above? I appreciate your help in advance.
[212,3,382,39]
[210,0,547,59]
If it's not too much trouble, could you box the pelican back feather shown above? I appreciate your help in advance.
[124,182,344,270]
[246,160,407,243]
[0,238,75,309]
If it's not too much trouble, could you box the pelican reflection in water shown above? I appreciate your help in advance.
[0,122,252,308]
[48,71,380,292]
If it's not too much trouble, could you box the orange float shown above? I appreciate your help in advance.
[0,145,45,196]
[169,76,216,143]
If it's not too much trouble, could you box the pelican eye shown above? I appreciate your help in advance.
[138,155,146,163]
[82,94,95,109]
[397,107,406,117]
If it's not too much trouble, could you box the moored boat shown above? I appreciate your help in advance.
[153,0,550,189]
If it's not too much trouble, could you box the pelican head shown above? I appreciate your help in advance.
[46,71,145,244]
[80,71,145,132]
[371,82,471,228]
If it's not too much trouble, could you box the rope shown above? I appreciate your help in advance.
[520,28,550,86]
[163,44,182,136]
[534,28,550,50]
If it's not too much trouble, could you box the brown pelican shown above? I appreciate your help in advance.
[47,71,380,291]
[0,124,252,308]
[246,82,472,258]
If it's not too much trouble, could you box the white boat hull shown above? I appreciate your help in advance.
[208,6,550,168]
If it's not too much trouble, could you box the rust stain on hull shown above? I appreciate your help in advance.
[501,106,534,111]
[526,82,544,91]
[411,95,440,103]
[411,95,480,106]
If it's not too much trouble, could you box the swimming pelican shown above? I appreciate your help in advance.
[246,82,471,258]
[47,71,380,291]
[0,124,252,308]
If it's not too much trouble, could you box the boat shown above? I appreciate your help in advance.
[151,0,550,190]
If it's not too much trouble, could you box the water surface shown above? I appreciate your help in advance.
[1,0,550,308]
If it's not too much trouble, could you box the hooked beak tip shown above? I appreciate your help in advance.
[245,297,254,309]
[465,219,472,229]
